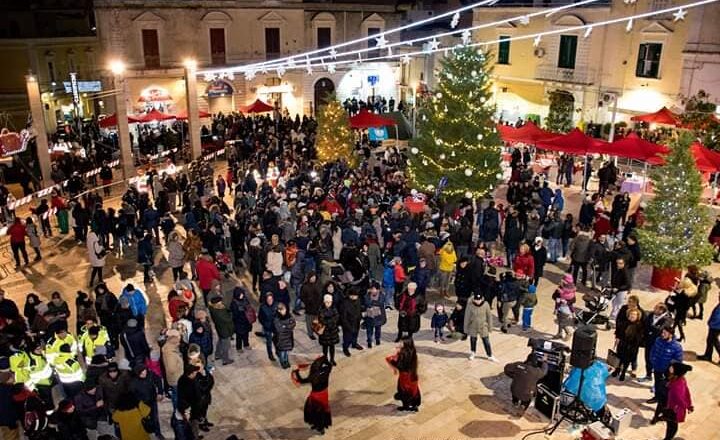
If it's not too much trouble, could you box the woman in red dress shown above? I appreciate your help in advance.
[292,356,333,435]
[386,337,421,412]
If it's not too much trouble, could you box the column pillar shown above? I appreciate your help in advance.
[184,65,202,160]
[25,74,52,186]
[113,74,135,180]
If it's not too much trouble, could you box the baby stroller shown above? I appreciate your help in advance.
[575,288,614,330]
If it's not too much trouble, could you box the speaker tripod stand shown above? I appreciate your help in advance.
[546,368,598,436]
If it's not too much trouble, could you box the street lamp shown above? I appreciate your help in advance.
[109,60,126,76]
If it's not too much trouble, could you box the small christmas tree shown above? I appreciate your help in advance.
[315,95,356,166]
[636,132,714,270]
[408,46,502,199]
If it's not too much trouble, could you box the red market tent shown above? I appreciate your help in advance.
[504,121,556,144]
[497,123,516,142]
[647,141,720,172]
[630,107,681,126]
[242,99,275,114]
[174,109,212,120]
[349,109,396,129]
[598,132,669,162]
[536,128,607,155]
[98,113,142,128]
[137,109,176,123]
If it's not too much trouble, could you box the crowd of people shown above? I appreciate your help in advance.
[0,110,715,440]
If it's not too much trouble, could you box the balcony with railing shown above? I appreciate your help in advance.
[534,66,595,84]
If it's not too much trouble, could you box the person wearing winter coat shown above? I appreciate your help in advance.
[300,272,323,339]
[259,293,278,361]
[438,242,457,298]
[396,283,420,341]
[653,362,693,440]
[189,320,214,363]
[531,238,547,286]
[87,229,106,287]
[448,302,466,338]
[640,303,673,383]
[480,202,500,247]
[613,308,645,381]
[177,364,215,436]
[208,296,235,366]
[649,326,684,417]
[25,216,42,261]
[98,362,131,412]
[513,244,535,280]
[230,287,254,351]
[119,284,148,323]
[94,283,119,348]
[340,289,364,357]
[129,363,164,438]
[167,231,186,281]
[137,233,155,283]
[366,239,384,282]
[73,383,106,431]
[266,245,284,277]
[453,258,472,305]
[411,258,432,297]
[503,209,523,265]
[273,303,296,369]
[464,293,496,361]
[318,294,340,366]
[55,399,90,440]
[112,392,152,440]
[504,354,548,411]
[120,319,150,367]
[569,230,592,286]
[162,329,184,411]
[430,303,449,342]
[363,282,387,348]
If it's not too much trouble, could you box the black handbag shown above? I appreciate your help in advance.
[139,408,154,433]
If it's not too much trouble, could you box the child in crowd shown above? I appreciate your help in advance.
[521,284,538,332]
[382,258,396,310]
[431,303,449,343]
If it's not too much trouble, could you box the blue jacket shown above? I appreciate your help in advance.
[382,262,395,288]
[431,312,449,329]
[650,337,683,373]
[120,288,148,317]
[142,208,159,228]
[259,302,277,331]
[709,304,720,330]
[412,267,431,295]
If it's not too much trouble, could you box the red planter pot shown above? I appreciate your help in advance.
[650,266,682,291]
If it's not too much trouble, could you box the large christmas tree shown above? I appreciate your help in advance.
[315,95,356,166]
[408,46,502,199]
[636,132,714,269]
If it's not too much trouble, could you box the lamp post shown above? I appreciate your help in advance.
[25,74,52,186]
[183,59,202,160]
[109,60,134,180]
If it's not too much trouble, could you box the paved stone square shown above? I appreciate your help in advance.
[3,181,720,440]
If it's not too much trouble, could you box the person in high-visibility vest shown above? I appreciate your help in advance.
[78,322,113,364]
[52,343,84,400]
[9,349,30,385]
[25,339,54,409]
[45,323,78,364]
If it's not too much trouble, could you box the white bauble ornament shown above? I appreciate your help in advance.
[411,147,419,154]
[465,168,473,176]
[439,154,446,160]
[436,92,443,99]
[496,173,503,179]
[465,191,473,198]
[477,134,484,140]
[471,70,478,77]
[436,139,442,146]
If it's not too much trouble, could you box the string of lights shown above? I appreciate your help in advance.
[222,0,718,81]
[203,0,603,77]
[199,0,501,77]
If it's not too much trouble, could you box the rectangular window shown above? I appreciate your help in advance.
[317,27,331,49]
[210,28,226,66]
[636,43,662,78]
[367,27,381,58]
[557,35,577,69]
[498,35,511,65]
[47,61,56,83]
[265,27,280,59]
[141,29,160,68]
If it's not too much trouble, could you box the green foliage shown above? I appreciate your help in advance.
[315,95,356,166]
[636,132,714,269]
[545,90,575,133]
[408,46,502,199]
[680,90,720,150]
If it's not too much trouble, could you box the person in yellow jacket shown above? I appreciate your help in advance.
[438,241,458,298]
[52,343,84,399]
[26,340,54,408]
[9,350,30,385]
[78,322,112,364]
[45,324,78,364]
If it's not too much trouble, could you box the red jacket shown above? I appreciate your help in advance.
[7,222,26,244]
[196,259,220,290]
[513,252,535,279]
[667,376,693,423]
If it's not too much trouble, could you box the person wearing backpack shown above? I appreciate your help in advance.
[230,286,255,352]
